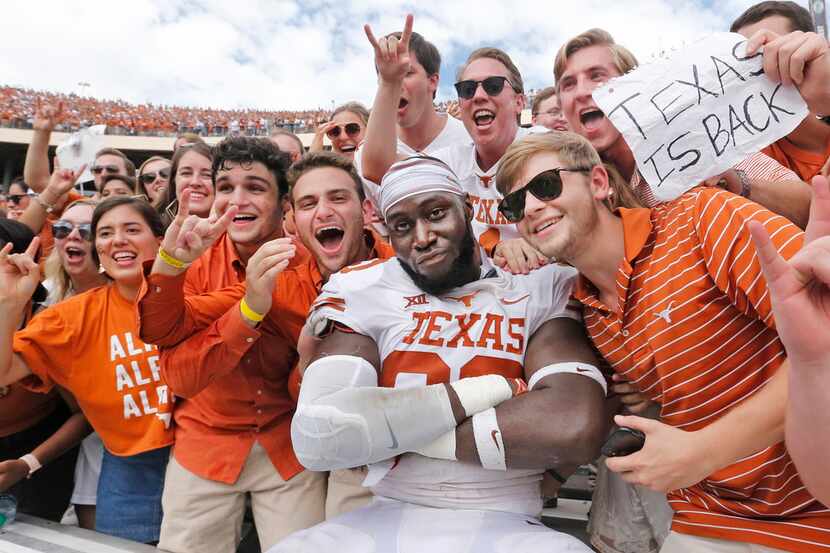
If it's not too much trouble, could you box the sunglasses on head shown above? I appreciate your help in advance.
[326,122,362,139]
[91,164,121,175]
[454,76,515,100]
[139,168,170,185]
[498,167,592,223]
[8,194,30,205]
[52,220,93,241]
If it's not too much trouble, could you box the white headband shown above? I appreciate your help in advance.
[378,156,465,220]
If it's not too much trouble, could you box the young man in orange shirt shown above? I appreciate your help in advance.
[498,131,829,553]
[136,151,393,552]
[731,1,830,182]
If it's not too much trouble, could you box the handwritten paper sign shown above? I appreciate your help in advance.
[56,125,106,184]
[593,32,808,201]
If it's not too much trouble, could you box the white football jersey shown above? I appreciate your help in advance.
[309,256,579,515]
[430,126,549,253]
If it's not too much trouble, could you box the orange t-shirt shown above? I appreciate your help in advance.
[14,284,174,456]
[763,139,830,182]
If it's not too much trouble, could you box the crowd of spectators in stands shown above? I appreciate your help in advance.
[0,87,333,136]
[0,2,829,553]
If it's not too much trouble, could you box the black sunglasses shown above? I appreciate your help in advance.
[52,220,93,241]
[8,194,30,205]
[139,168,170,185]
[498,167,592,223]
[454,76,515,100]
[326,122,362,139]
[91,164,121,175]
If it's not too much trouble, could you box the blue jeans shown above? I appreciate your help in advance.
[96,446,170,543]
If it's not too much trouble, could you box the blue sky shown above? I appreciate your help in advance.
[0,0,823,111]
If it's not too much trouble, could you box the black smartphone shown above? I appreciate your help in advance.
[601,427,646,457]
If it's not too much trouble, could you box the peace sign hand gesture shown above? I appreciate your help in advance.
[364,14,414,85]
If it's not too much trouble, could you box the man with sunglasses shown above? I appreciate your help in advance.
[497,131,830,553]
[358,15,470,219]
[268,155,607,553]
[432,47,548,274]
[554,28,812,228]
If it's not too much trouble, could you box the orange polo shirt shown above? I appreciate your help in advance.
[763,138,830,183]
[15,284,173,456]
[573,187,829,552]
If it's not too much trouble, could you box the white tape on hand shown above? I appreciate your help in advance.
[413,430,457,461]
[450,375,513,418]
[472,408,507,471]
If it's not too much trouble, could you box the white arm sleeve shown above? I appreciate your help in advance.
[291,354,513,471]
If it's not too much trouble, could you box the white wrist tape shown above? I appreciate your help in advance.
[19,453,42,477]
[450,375,513,418]
[292,355,459,471]
[527,362,607,396]
[413,430,457,461]
[472,408,507,471]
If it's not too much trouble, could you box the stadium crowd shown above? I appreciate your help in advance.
[0,87,331,136]
[1,2,829,553]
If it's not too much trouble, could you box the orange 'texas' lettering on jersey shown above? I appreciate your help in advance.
[444,290,480,308]
[380,351,523,388]
[402,311,430,345]
[403,310,525,353]
[470,194,511,228]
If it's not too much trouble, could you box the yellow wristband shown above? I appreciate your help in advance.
[157,248,190,269]
[240,297,265,323]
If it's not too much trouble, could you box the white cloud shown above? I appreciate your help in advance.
[0,0,818,110]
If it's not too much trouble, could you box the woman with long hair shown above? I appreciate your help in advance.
[158,142,214,227]
[136,156,171,208]
[0,195,173,544]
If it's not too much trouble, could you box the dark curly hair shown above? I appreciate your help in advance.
[212,136,291,198]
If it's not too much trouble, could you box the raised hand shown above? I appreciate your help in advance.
[243,237,297,317]
[746,30,830,114]
[41,163,85,206]
[446,100,461,120]
[749,175,830,369]
[32,98,66,132]
[309,121,338,153]
[159,189,237,266]
[364,14,413,84]
[0,238,41,309]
